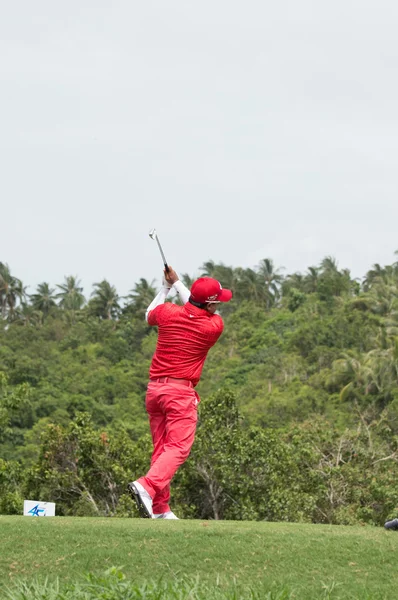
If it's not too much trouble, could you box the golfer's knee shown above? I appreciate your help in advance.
[172,445,193,462]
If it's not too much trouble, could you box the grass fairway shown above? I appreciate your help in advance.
[1,516,397,599]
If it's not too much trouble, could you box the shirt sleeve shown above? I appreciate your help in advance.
[145,286,171,323]
[173,280,191,304]
[214,315,224,339]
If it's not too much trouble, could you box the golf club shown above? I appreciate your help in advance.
[149,228,169,272]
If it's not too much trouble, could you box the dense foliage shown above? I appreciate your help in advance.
[1,254,398,524]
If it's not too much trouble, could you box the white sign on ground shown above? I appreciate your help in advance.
[23,500,56,517]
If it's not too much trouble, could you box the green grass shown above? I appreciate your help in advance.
[1,516,397,599]
[3,568,294,600]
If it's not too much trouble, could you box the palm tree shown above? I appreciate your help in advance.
[304,267,319,293]
[181,273,195,290]
[359,258,398,319]
[282,272,305,296]
[125,278,157,313]
[393,251,398,277]
[332,343,398,406]
[237,268,263,302]
[332,350,374,401]
[56,276,85,311]
[318,256,353,299]
[200,260,218,278]
[372,281,397,316]
[12,302,43,327]
[30,282,57,316]
[213,265,238,292]
[89,280,120,320]
[363,264,386,292]
[256,258,284,308]
[320,256,339,273]
[0,262,25,319]
[199,261,243,302]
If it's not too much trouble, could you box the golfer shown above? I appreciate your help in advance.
[128,266,232,519]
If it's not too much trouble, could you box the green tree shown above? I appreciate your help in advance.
[331,340,398,408]
[56,276,85,310]
[363,263,386,291]
[0,459,26,514]
[200,260,218,278]
[317,257,353,300]
[0,372,31,441]
[56,276,85,325]
[236,268,263,303]
[30,282,57,316]
[282,272,305,296]
[124,278,157,316]
[256,258,284,308]
[200,262,238,292]
[12,302,43,327]
[181,273,195,289]
[89,280,120,320]
[28,413,150,516]
[286,415,398,525]
[174,388,315,522]
[0,263,25,320]
[304,266,320,293]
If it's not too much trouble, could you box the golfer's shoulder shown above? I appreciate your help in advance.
[148,301,180,324]
[162,301,181,312]
[209,313,224,332]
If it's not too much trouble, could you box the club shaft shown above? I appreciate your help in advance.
[155,236,169,270]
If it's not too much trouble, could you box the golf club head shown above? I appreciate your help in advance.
[148,228,170,272]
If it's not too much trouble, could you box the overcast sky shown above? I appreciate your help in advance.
[1,1,397,298]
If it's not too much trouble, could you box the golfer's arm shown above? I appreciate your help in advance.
[145,286,171,322]
[145,280,191,322]
[173,280,190,304]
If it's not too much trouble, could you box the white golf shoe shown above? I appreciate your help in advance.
[153,511,179,520]
[128,481,153,518]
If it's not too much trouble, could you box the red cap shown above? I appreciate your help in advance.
[190,277,233,304]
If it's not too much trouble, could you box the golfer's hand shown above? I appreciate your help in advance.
[164,266,179,286]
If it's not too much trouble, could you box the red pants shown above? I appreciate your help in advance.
[138,380,199,514]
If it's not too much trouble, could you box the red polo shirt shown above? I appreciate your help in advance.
[147,302,224,386]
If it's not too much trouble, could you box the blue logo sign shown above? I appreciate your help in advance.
[28,504,46,516]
